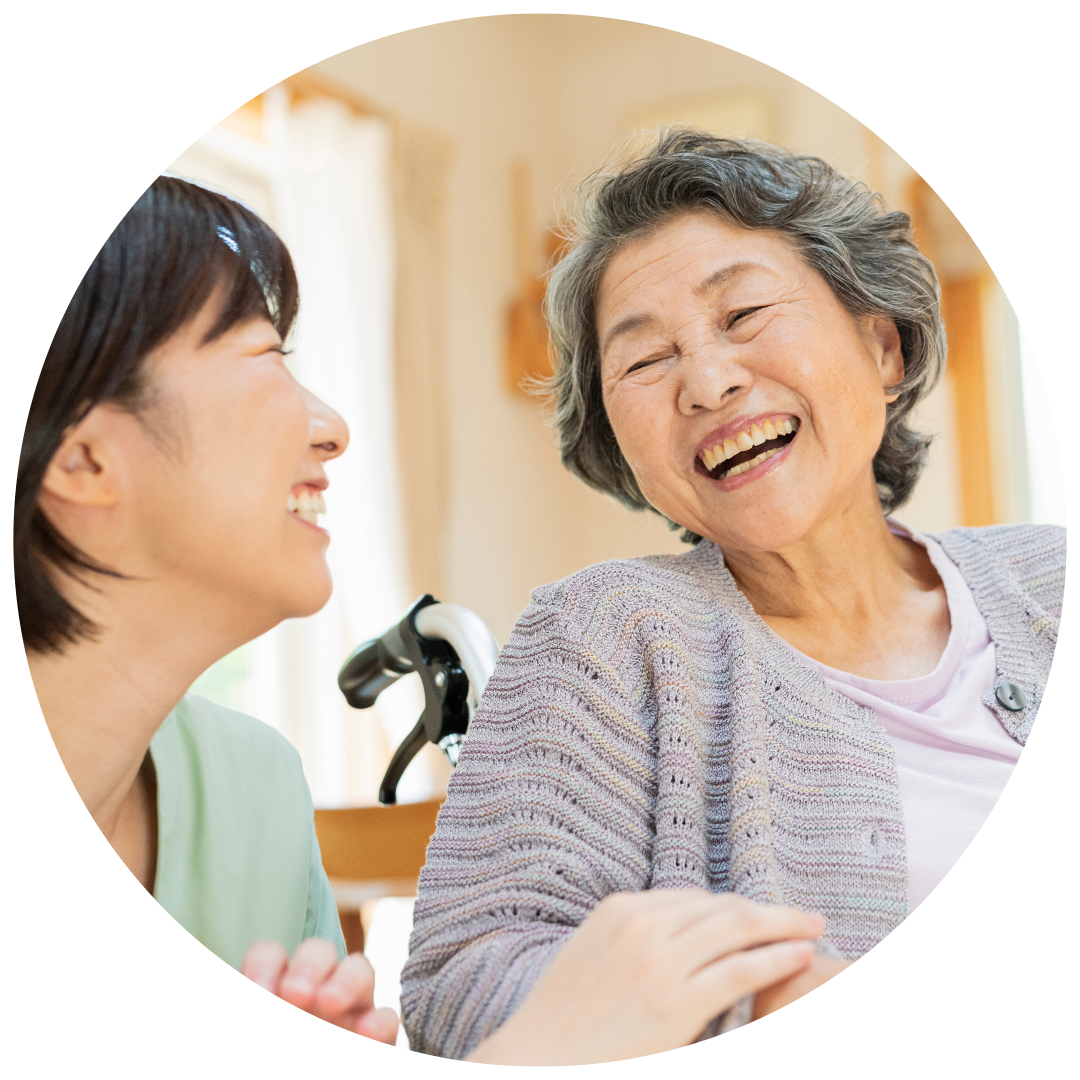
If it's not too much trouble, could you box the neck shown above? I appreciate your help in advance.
[28,580,261,839]
[723,497,914,621]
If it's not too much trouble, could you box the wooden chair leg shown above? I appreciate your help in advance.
[339,907,365,954]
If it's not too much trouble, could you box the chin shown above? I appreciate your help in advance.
[283,568,334,619]
[704,512,814,552]
[672,490,804,550]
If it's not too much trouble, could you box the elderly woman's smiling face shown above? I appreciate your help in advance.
[597,211,905,552]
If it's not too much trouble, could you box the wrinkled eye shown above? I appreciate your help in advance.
[625,354,673,376]
[729,306,765,327]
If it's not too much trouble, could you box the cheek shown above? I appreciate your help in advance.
[760,329,884,442]
[815,360,888,450]
[245,409,309,489]
[604,386,672,481]
[161,375,311,528]
[604,390,697,524]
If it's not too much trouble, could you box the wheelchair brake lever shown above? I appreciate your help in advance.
[338,595,471,804]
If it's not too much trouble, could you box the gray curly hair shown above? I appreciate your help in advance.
[543,129,946,542]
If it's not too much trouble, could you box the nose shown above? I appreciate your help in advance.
[675,344,752,416]
[303,386,350,461]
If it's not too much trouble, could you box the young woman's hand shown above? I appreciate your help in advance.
[467,888,824,1065]
[241,937,399,1044]
[751,954,850,1019]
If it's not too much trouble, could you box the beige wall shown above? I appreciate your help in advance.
[312,16,1005,645]
[315,18,661,644]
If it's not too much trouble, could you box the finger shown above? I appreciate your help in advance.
[693,939,815,1005]
[241,940,289,994]
[672,898,824,969]
[588,888,739,943]
[640,892,815,941]
[278,937,342,1010]
[751,954,852,1019]
[355,1006,401,1045]
[313,952,378,1019]
[595,891,821,947]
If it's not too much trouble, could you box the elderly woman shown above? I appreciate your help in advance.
[401,131,1064,1061]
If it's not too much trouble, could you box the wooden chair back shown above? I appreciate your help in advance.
[313,799,443,953]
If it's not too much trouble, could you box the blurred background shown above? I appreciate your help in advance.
[168,13,1065,1019]
[173,13,1064,812]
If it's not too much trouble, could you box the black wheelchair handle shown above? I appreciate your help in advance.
[338,595,471,805]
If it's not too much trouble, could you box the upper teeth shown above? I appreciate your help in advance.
[288,489,327,523]
[700,417,799,476]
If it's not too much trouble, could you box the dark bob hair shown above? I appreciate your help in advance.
[544,129,946,541]
[16,176,299,654]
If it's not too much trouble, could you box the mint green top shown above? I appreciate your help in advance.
[149,694,346,970]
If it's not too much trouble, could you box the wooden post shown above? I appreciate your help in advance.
[940,276,995,525]
[907,176,996,526]
[505,160,556,394]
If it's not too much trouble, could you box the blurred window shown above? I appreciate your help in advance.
[1020,333,1066,527]
[174,84,442,808]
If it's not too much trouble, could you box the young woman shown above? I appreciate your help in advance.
[20,174,826,1063]
[19,176,398,1042]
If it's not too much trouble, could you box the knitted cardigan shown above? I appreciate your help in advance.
[400,523,1065,1058]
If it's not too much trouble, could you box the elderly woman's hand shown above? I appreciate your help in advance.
[242,938,400,1044]
[467,889,823,1065]
[751,954,868,1054]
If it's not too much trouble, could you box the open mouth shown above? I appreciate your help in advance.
[698,417,800,480]
[288,488,326,526]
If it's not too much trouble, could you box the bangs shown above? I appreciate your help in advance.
[61,176,300,413]
[151,177,299,354]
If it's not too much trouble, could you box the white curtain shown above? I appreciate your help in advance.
[172,87,440,807]
[244,89,423,808]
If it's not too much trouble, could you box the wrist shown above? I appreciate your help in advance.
[467,1013,552,1066]
[467,1024,522,1065]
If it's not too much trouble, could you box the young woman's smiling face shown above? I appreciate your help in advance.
[135,305,349,629]
[39,296,349,645]
[596,211,905,552]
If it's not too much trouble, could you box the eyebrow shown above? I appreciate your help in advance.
[599,313,654,355]
[692,260,768,299]
[599,260,770,355]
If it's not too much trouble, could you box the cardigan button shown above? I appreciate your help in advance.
[996,683,1027,711]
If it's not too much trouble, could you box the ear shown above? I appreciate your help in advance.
[865,316,905,404]
[40,407,124,508]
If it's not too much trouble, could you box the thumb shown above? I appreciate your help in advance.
[355,1006,400,1045]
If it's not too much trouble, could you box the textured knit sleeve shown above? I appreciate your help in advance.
[399,583,663,1059]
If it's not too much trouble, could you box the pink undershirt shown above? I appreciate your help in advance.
[785,521,1021,911]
